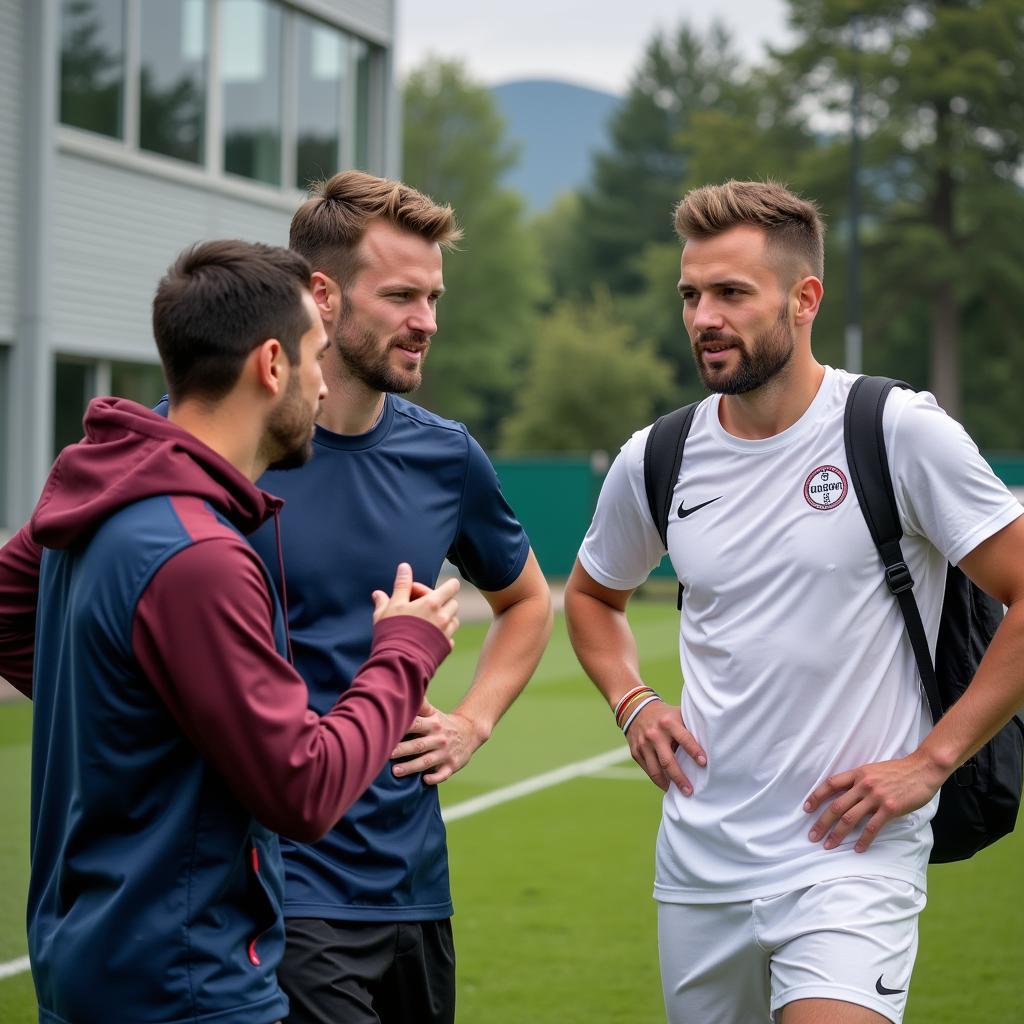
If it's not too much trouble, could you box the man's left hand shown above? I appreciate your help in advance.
[391,699,481,785]
[803,750,948,853]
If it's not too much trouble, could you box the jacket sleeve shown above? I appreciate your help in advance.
[132,537,450,842]
[0,526,43,698]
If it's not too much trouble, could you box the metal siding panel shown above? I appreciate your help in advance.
[0,0,23,339]
[292,0,394,44]
[52,153,295,360]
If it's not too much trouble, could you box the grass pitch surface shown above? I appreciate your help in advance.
[1,600,1021,1022]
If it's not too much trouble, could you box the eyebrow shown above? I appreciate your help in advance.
[378,283,446,297]
[677,278,754,295]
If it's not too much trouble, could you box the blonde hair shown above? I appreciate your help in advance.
[290,170,462,285]
[674,180,825,282]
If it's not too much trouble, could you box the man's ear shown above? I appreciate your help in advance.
[252,338,286,396]
[311,271,341,320]
[793,275,824,326]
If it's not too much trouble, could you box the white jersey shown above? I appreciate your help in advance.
[579,367,1022,903]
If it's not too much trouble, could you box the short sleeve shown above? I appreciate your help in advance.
[447,432,530,592]
[578,427,667,590]
[886,389,1023,566]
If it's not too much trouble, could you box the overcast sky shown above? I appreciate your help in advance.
[396,0,794,95]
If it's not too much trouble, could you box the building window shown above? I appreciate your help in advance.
[221,0,283,185]
[58,0,385,186]
[110,360,167,408]
[139,0,208,164]
[295,15,345,189]
[352,38,374,170]
[60,0,126,139]
[53,357,166,458]
[54,358,94,458]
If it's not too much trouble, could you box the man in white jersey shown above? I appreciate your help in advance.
[564,179,1024,1024]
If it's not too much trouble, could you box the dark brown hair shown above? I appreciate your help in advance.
[153,240,312,403]
[289,170,462,286]
[674,180,826,282]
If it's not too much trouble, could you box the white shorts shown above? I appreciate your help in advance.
[658,876,926,1023]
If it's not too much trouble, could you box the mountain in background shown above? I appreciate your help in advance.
[490,79,620,212]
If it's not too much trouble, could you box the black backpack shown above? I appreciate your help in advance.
[643,375,1024,863]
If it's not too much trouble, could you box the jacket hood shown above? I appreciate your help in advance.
[31,397,281,549]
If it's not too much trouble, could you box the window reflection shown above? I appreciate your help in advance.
[221,0,283,185]
[353,38,373,170]
[296,17,344,189]
[140,0,207,163]
[60,0,125,138]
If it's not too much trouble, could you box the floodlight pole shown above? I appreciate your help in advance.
[845,11,863,374]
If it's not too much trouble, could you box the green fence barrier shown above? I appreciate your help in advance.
[494,452,1024,582]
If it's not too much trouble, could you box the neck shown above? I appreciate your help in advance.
[718,351,825,440]
[168,397,268,482]
[317,351,387,435]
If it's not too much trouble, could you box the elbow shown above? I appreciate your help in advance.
[263,808,336,845]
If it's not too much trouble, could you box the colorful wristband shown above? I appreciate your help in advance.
[621,695,662,735]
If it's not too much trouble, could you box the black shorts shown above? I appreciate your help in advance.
[279,917,456,1024]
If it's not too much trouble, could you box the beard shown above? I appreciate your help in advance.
[693,303,795,395]
[264,372,317,471]
[334,310,429,395]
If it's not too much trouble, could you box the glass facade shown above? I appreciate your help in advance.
[111,360,167,408]
[53,358,94,458]
[53,358,166,459]
[139,0,208,164]
[352,36,373,170]
[60,0,126,139]
[57,0,385,190]
[221,0,283,185]
[295,14,344,188]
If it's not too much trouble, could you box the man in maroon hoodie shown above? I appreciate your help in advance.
[0,239,459,1024]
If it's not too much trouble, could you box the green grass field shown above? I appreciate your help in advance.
[1,600,1022,1022]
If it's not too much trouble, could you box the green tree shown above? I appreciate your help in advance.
[500,291,677,454]
[402,60,546,447]
[777,0,1024,425]
[570,22,755,297]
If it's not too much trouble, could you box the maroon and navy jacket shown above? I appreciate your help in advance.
[0,397,450,1024]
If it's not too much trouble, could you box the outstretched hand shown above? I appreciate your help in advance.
[626,700,707,795]
[391,698,481,785]
[372,564,460,646]
[803,750,947,853]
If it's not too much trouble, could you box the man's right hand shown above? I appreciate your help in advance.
[372,563,460,646]
[625,699,706,795]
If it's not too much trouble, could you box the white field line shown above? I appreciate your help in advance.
[441,746,631,822]
[0,956,29,980]
[0,745,632,982]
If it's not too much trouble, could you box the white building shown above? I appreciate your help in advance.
[0,0,398,528]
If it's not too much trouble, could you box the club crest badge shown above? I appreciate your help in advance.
[803,465,848,510]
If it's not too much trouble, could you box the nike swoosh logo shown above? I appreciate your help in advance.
[677,496,722,519]
[875,975,905,996]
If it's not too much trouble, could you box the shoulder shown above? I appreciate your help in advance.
[390,396,471,441]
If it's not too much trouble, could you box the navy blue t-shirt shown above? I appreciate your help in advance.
[249,395,530,921]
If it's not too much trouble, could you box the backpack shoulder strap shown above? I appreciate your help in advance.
[644,401,700,613]
[643,401,700,548]
[844,375,944,723]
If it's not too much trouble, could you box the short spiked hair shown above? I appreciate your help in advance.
[674,179,825,283]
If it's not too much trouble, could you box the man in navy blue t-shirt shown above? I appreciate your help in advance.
[247,170,553,1024]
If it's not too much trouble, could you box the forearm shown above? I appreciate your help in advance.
[564,585,644,710]
[453,586,553,742]
[918,600,1024,775]
[0,526,43,697]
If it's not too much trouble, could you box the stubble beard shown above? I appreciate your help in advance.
[264,372,316,471]
[334,310,428,395]
[694,302,795,396]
